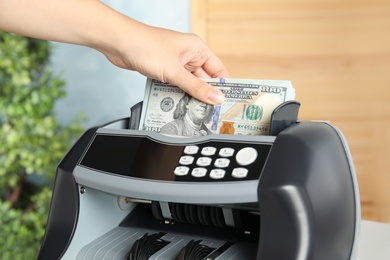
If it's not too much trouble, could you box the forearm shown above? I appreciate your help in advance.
[0,0,141,51]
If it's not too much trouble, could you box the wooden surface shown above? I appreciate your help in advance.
[192,0,390,222]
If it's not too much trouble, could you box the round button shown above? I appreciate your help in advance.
[235,147,258,166]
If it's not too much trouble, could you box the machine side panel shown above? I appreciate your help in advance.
[257,123,358,260]
[37,127,98,260]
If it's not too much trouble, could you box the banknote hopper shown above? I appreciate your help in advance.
[38,101,361,260]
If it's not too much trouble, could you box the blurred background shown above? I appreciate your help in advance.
[190,0,390,223]
[0,0,389,258]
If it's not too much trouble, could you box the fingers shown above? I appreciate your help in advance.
[175,42,228,104]
[168,67,225,105]
[191,66,211,79]
[201,51,230,79]
[115,26,228,105]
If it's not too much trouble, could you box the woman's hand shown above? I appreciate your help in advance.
[101,24,228,104]
[0,0,228,104]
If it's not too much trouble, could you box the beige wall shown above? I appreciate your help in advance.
[192,0,390,222]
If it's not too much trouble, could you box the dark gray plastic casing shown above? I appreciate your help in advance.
[257,122,360,260]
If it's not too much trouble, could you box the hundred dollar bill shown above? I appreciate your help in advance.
[138,78,295,137]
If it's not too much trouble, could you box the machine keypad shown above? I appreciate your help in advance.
[196,157,212,166]
[219,147,235,157]
[191,167,207,177]
[214,158,230,168]
[174,166,190,176]
[179,156,194,165]
[210,169,226,179]
[232,168,249,178]
[183,145,199,155]
[200,146,217,156]
[176,145,261,181]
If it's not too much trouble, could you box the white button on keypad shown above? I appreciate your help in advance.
[210,169,225,179]
[184,145,199,155]
[236,147,258,166]
[232,168,248,178]
[219,147,235,157]
[196,157,212,167]
[201,146,217,156]
[191,168,207,177]
[214,158,230,168]
[174,166,190,176]
[179,156,194,165]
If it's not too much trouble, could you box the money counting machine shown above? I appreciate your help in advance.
[38,101,361,260]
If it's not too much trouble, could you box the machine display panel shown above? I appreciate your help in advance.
[79,134,271,182]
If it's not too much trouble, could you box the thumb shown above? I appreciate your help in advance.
[168,69,225,105]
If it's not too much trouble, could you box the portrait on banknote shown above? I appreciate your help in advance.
[160,93,214,137]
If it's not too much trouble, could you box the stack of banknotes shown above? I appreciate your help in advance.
[138,78,295,137]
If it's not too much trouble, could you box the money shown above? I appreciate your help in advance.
[138,78,295,137]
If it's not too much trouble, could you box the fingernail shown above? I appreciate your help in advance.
[207,89,225,104]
